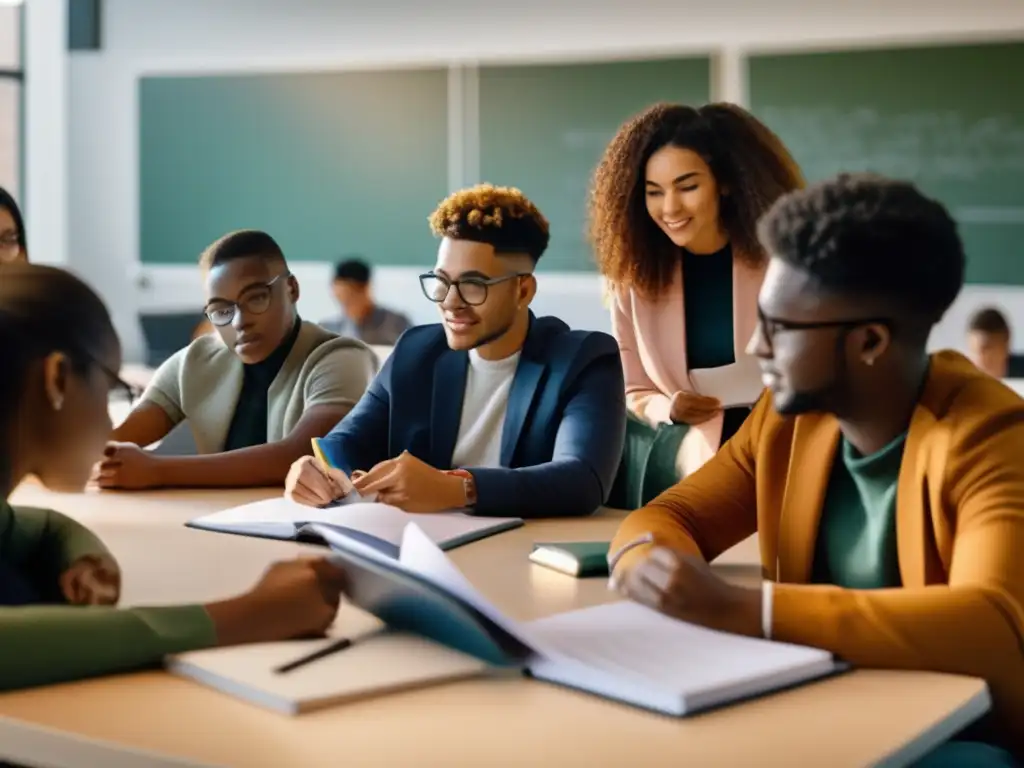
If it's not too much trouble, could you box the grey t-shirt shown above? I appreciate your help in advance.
[320,305,411,346]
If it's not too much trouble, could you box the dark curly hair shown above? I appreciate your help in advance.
[589,102,803,296]
[429,184,550,263]
[758,172,965,330]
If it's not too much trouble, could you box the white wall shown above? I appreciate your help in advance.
[24,0,67,267]
[61,0,1024,360]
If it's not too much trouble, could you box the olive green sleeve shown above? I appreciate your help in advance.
[0,505,113,601]
[0,603,218,691]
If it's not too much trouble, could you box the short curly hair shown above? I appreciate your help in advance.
[589,102,803,296]
[429,184,550,263]
[758,173,965,327]
[199,229,286,271]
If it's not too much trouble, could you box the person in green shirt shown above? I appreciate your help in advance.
[0,262,346,691]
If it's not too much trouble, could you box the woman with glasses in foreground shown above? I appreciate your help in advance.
[0,263,345,689]
[98,229,378,490]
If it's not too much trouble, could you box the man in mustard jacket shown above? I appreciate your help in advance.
[610,173,1023,763]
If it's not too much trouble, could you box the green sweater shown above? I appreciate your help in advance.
[812,433,906,589]
[0,502,216,690]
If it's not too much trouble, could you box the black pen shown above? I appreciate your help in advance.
[274,636,353,674]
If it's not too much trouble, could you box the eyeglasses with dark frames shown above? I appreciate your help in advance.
[757,306,892,354]
[419,272,530,307]
[72,348,142,403]
[204,273,290,327]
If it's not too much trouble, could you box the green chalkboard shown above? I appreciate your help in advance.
[749,42,1024,284]
[478,57,712,272]
[139,69,449,264]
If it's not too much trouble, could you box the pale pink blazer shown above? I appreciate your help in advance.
[610,256,767,471]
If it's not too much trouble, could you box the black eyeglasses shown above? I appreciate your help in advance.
[204,273,290,327]
[66,346,141,403]
[757,306,892,353]
[419,272,529,307]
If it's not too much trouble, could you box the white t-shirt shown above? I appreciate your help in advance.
[449,349,521,468]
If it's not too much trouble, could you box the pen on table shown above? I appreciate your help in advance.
[274,636,353,674]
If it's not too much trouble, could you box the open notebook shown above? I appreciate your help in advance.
[304,522,843,717]
[186,497,523,556]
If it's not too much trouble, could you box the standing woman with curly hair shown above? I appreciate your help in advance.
[0,186,27,264]
[590,103,803,475]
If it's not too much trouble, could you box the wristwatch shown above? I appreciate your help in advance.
[445,469,478,508]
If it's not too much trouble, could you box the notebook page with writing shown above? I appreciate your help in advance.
[525,601,837,715]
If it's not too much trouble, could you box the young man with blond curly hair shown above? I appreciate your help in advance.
[285,184,626,518]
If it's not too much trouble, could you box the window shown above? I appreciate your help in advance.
[0,2,22,197]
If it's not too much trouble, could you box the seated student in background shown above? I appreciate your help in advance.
[0,185,28,264]
[590,103,804,476]
[287,184,627,518]
[319,257,412,345]
[0,263,345,690]
[98,230,378,490]
[966,306,1024,379]
[609,174,1023,764]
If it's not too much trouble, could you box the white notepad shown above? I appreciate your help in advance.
[186,497,523,553]
[167,632,490,715]
[525,602,838,715]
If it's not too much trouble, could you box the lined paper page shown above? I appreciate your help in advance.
[526,601,833,691]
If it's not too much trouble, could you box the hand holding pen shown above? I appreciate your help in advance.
[284,438,357,508]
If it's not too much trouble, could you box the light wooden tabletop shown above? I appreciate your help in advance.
[0,485,990,767]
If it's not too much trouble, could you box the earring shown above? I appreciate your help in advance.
[865,358,875,367]
[52,396,64,411]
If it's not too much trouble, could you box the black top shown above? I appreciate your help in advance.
[682,243,735,370]
[222,317,302,451]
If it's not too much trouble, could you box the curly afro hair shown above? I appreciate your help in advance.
[429,184,550,263]
[758,172,965,328]
[589,102,803,296]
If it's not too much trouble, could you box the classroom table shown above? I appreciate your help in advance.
[0,486,991,768]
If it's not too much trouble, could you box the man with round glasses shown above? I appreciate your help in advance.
[285,184,626,518]
[610,174,1023,764]
[97,230,378,490]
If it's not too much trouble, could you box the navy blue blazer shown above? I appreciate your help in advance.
[320,314,627,518]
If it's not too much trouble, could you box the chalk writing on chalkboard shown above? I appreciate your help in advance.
[760,106,1024,182]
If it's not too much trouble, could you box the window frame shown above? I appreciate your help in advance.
[0,2,23,199]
